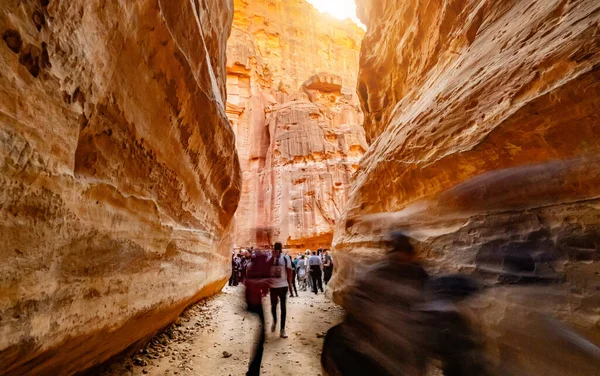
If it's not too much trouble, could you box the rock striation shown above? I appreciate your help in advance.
[226,0,366,249]
[0,1,239,375]
[334,0,600,370]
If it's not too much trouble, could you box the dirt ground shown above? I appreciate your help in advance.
[95,284,344,376]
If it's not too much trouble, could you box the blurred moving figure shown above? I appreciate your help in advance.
[322,232,429,375]
[321,232,488,376]
[244,250,271,376]
[420,275,487,376]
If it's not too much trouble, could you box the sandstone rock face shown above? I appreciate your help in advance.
[0,1,239,375]
[226,0,366,249]
[334,0,600,370]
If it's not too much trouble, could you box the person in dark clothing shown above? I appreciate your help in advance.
[308,251,324,294]
[229,252,236,286]
[323,231,491,376]
[323,249,334,285]
[322,232,430,375]
[230,253,239,286]
[241,251,250,284]
[322,323,392,376]
[288,252,298,297]
[421,275,488,376]
[236,254,245,285]
[245,250,271,376]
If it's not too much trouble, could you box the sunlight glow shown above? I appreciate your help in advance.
[306,0,365,29]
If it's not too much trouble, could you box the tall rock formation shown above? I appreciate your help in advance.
[0,1,239,375]
[334,0,600,373]
[226,0,367,249]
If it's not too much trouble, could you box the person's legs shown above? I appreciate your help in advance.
[291,271,298,296]
[324,268,332,285]
[316,269,324,292]
[247,304,265,376]
[277,287,288,337]
[288,270,295,297]
[279,288,287,329]
[269,288,278,332]
[311,267,319,294]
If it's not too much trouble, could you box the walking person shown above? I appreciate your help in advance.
[323,249,334,285]
[308,251,324,294]
[296,255,308,291]
[269,242,293,338]
[244,250,271,376]
[288,252,299,297]
[231,253,240,286]
[229,252,236,286]
[239,251,248,285]
[305,249,313,291]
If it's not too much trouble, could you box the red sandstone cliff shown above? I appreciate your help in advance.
[0,1,239,374]
[226,0,366,249]
[334,0,600,373]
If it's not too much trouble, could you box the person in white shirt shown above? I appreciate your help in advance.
[269,242,293,338]
[296,255,308,291]
[308,251,324,294]
[305,249,313,291]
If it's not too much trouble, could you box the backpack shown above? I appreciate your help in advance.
[247,251,271,279]
[270,254,291,278]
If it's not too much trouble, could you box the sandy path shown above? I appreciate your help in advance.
[96,284,344,376]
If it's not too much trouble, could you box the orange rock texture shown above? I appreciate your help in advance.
[226,0,367,249]
[333,0,600,371]
[0,1,239,374]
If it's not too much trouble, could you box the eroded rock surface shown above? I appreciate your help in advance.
[0,1,239,374]
[226,0,366,248]
[333,0,600,369]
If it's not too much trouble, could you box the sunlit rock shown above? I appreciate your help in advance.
[226,0,366,249]
[0,1,240,374]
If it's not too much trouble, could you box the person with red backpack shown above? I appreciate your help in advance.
[245,249,271,376]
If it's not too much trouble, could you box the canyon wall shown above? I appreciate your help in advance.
[226,0,367,249]
[0,1,239,375]
[334,0,600,372]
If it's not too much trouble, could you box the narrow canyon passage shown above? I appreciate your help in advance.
[96,286,345,376]
[1,0,600,374]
